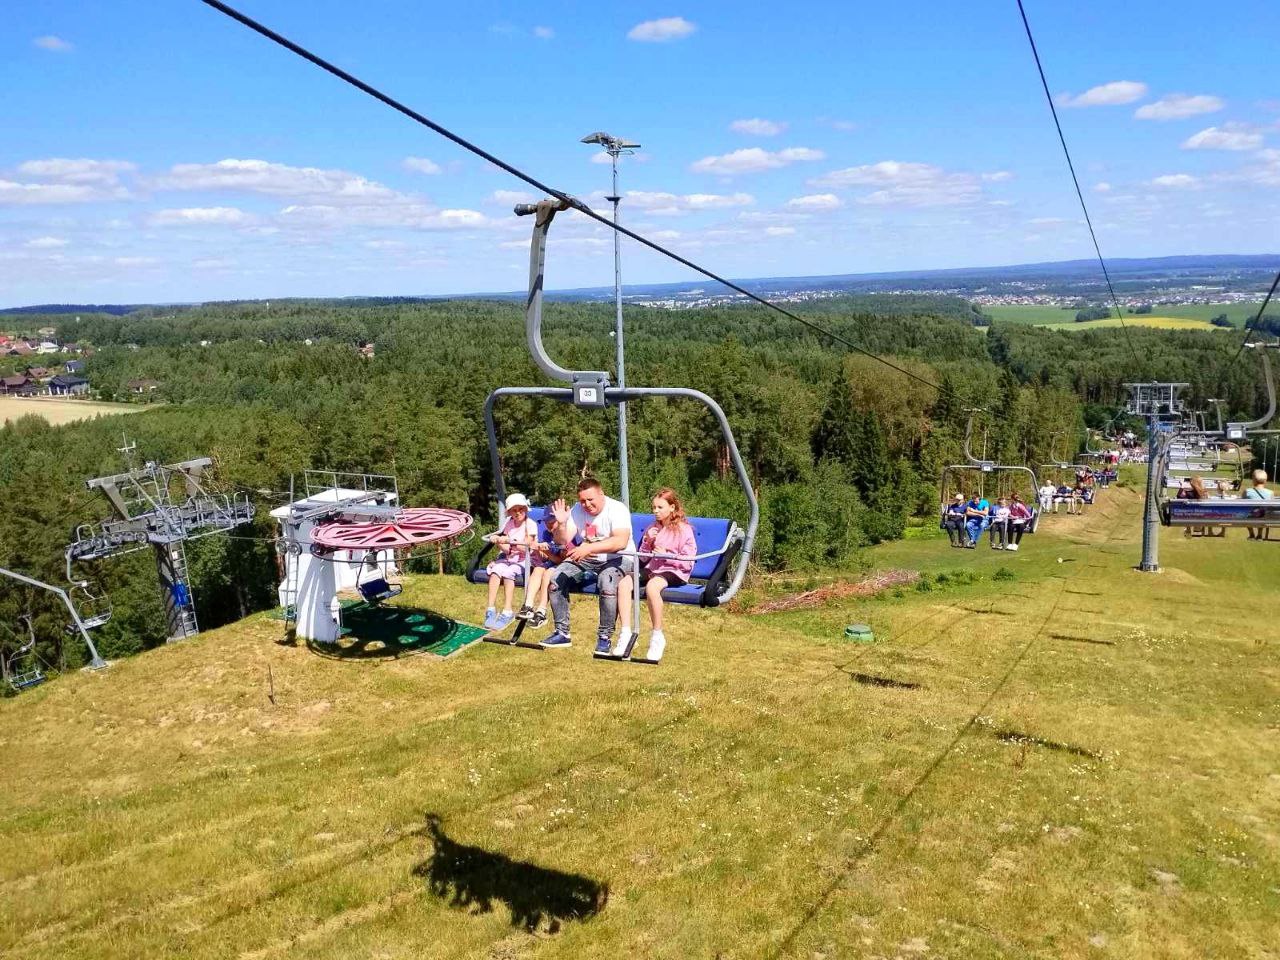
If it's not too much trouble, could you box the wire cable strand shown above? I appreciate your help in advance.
[1232,268,1280,361]
[198,0,952,398]
[1014,0,1143,369]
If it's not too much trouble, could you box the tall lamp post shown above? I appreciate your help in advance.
[581,132,641,512]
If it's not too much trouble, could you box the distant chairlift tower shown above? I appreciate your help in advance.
[67,441,256,641]
[1125,382,1189,573]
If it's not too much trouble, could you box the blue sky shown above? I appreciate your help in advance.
[2,1,1277,305]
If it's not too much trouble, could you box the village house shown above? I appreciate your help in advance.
[65,359,85,374]
[1,374,29,395]
[49,374,90,396]
[25,366,52,383]
[127,378,161,395]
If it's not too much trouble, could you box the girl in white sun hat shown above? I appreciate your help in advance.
[482,493,536,630]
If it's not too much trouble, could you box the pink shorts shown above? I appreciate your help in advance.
[486,559,523,580]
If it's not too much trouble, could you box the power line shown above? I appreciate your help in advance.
[1014,0,1144,369]
[1232,268,1280,362]
[197,0,952,399]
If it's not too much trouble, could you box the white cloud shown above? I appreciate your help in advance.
[17,158,135,191]
[621,190,754,215]
[0,180,104,205]
[764,226,796,237]
[533,25,555,40]
[627,17,696,42]
[981,170,1014,182]
[810,161,985,207]
[1094,181,1112,193]
[589,152,614,165]
[490,189,535,206]
[1181,124,1263,151]
[690,147,824,176]
[113,257,158,268]
[730,118,787,137]
[1028,217,1067,225]
[278,203,487,230]
[1058,81,1148,108]
[155,158,399,203]
[1135,94,1224,120]
[25,236,69,249]
[1225,149,1280,188]
[818,117,858,132]
[33,35,73,53]
[402,156,442,175]
[1150,174,1199,188]
[785,193,842,211]
[150,206,255,226]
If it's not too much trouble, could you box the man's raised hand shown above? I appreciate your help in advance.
[551,498,571,525]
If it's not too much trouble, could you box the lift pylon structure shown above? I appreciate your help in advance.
[68,447,255,642]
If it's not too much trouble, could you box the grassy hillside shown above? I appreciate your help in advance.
[3,480,1278,959]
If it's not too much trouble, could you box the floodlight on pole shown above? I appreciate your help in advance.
[582,129,641,619]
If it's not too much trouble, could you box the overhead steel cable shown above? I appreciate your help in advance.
[198,0,952,398]
[1014,0,1144,370]
[1231,268,1280,362]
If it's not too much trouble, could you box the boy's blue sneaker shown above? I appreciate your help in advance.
[540,632,571,649]
[594,636,613,655]
[483,608,498,630]
[494,611,514,630]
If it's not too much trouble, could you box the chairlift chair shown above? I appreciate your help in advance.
[938,411,1041,534]
[4,618,47,693]
[1160,343,1280,529]
[473,198,758,616]
[355,550,404,604]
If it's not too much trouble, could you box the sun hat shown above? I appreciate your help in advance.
[505,492,530,510]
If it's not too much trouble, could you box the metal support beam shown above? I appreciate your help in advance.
[0,566,108,669]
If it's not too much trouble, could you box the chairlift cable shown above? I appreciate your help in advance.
[1231,268,1280,362]
[1014,0,1143,369]
[197,0,954,399]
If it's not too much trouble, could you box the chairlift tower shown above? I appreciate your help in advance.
[1124,383,1188,573]
[67,441,256,641]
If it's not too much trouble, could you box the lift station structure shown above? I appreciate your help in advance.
[272,471,472,645]
[67,444,256,641]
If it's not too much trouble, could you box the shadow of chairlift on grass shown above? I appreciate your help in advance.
[305,604,485,661]
[413,813,608,933]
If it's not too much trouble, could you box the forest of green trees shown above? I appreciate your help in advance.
[2,295,1273,673]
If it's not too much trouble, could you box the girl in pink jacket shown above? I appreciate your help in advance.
[621,487,697,662]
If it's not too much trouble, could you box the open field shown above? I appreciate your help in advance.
[1038,316,1223,333]
[0,395,142,426]
[3,481,1278,959]
[986,302,1264,329]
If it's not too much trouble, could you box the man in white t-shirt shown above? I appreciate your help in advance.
[543,477,635,652]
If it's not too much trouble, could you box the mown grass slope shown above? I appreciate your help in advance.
[2,481,1278,959]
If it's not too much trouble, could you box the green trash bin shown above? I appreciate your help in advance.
[844,623,875,644]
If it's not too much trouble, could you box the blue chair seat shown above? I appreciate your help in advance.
[358,578,403,603]
[465,507,741,606]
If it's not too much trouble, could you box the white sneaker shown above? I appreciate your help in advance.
[646,632,666,662]
[1007,543,1019,551]
[606,632,632,660]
